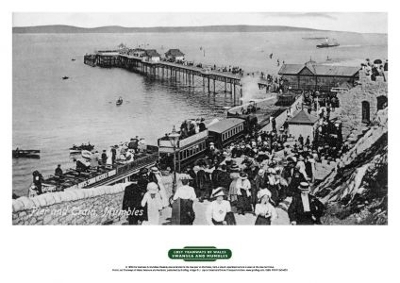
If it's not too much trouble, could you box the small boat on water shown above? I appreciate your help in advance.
[116,97,123,106]
[81,150,92,159]
[62,76,69,80]
[71,58,76,61]
[316,38,340,48]
[69,143,95,154]
[12,149,40,159]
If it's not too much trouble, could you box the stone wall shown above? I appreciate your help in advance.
[12,183,131,225]
[337,81,388,127]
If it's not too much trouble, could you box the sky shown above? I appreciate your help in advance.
[12,12,387,34]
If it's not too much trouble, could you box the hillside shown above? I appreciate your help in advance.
[314,108,388,225]
[12,24,327,34]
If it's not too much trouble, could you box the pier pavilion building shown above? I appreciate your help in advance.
[278,61,360,92]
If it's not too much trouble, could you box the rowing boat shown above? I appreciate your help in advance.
[12,149,40,159]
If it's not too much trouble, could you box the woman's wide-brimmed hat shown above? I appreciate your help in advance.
[298,182,310,191]
[179,174,193,181]
[239,172,248,179]
[150,167,160,173]
[257,188,272,200]
[230,164,240,172]
[147,182,159,192]
[211,187,225,198]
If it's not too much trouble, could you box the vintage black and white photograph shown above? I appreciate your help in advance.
[12,12,388,226]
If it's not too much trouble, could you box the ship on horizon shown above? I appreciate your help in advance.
[316,38,340,48]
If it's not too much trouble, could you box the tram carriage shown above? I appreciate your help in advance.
[207,118,246,149]
[157,130,209,172]
[157,116,256,171]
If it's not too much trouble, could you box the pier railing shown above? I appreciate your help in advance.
[86,52,244,83]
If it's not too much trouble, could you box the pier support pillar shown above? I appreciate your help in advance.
[233,84,236,106]
[213,79,216,94]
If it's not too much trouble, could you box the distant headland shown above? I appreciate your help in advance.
[13,24,330,34]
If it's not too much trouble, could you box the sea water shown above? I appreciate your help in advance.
[12,31,387,195]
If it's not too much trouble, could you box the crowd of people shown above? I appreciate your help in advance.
[360,58,388,82]
[71,136,148,173]
[179,118,207,139]
[303,90,339,111]
[167,57,245,76]
[122,121,336,225]
[28,136,149,196]
[122,167,170,225]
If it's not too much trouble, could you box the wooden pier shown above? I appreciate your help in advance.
[84,52,243,103]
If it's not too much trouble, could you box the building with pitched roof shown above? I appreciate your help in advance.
[287,110,319,142]
[165,49,185,62]
[278,61,360,92]
[128,48,147,57]
[143,49,161,62]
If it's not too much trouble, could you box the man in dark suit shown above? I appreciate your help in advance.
[137,168,149,198]
[122,182,147,225]
[188,165,207,201]
[215,165,231,195]
[288,182,325,225]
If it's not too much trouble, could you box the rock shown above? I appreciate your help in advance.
[68,190,82,201]
[52,192,64,203]
[83,189,95,198]
[76,218,85,225]
[19,211,27,218]
[17,197,35,210]
[43,214,53,225]
[36,195,48,207]
[93,189,103,197]
[72,190,85,200]
[30,197,42,208]
[57,216,66,224]
[29,217,38,225]
[49,218,61,225]
[42,194,57,206]
[62,191,76,201]
[65,214,74,224]
[12,200,24,212]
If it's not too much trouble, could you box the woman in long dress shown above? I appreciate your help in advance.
[141,182,163,225]
[173,178,196,225]
[206,188,233,225]
[150,167,169,208]
[255,189,277,225]
[236,172,252,214]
